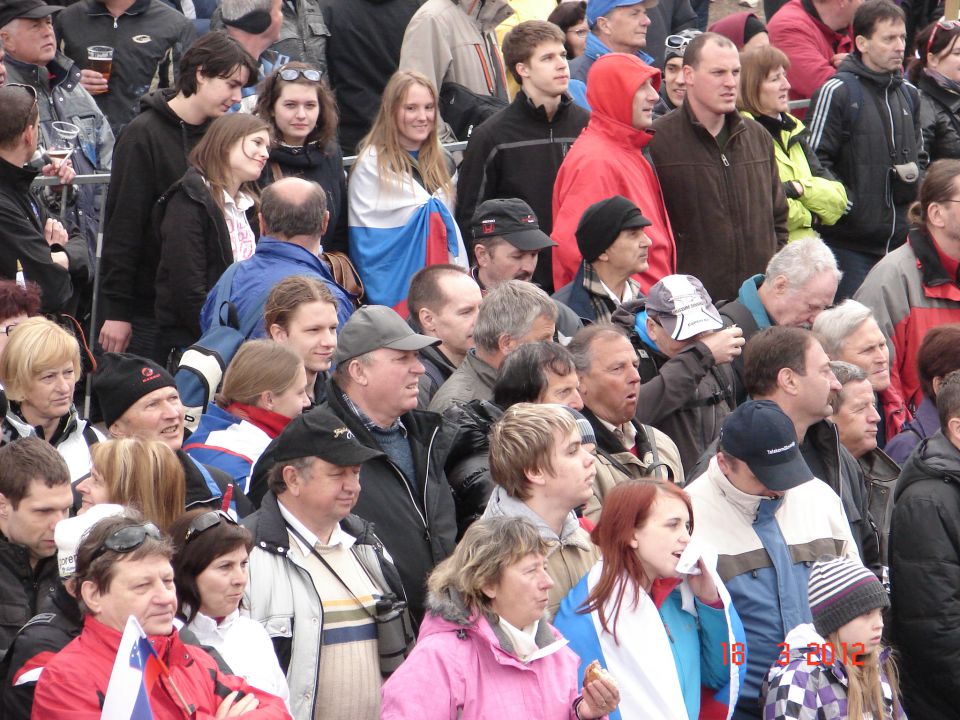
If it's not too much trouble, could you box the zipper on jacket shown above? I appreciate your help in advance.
[721,153,730,167]
[387,460,429,531]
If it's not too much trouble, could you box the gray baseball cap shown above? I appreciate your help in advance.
[333,305,440,364]
[646,274,723,341]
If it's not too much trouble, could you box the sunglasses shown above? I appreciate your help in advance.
[278,67,322,82]
[7,82,39,114]
[183,510,237,544]
[90,522,162,562]
[928,18,960,57]
[665,33,695,55]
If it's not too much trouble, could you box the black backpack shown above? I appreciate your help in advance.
[438,82,508,141]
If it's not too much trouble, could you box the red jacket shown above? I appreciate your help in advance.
[767,0,854,109]
[31,616,291,719]
[551,53,676,292]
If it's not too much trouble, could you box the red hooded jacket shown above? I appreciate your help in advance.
[551,53,676,292]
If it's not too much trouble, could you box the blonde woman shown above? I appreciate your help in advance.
[77,438,186,531]
[347,70,467,311]
[0,316,101,482]
[183,340,309,495]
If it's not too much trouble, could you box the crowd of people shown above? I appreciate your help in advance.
[0,0,959,716]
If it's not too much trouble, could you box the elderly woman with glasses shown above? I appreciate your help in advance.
[255,62,349,254]
[170,508,290,705]
[381,516,620,720]
[32,513,292,719]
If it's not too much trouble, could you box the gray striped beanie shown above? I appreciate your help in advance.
[808,557,889,638]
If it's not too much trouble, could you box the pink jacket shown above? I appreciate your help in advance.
[381,591,599,720]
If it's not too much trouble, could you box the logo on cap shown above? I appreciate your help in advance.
[520,215,536,224]
[333,427,354,439]
[141,367,160,383]
[481,220,496,235]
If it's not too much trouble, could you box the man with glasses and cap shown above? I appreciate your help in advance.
[243,407,411,720]
[1,0,114,255]
[0,83,89,315]
[31,512,291,718]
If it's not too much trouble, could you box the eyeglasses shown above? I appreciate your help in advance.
[665,32,699,55]
[927,18,960,57]
[90,522,162,562]
[278,66,322,82]
[183,510,237,544]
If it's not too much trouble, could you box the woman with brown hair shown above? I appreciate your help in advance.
[155,113,271,361]
[347,70,466,310]
[255,62,349,254]
[553,479,744,720]
[183,340,309,494]
[76,437,186,531]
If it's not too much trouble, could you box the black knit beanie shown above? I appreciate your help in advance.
[92,352,177,428]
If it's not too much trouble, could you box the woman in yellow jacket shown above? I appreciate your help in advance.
[739,45,849,242]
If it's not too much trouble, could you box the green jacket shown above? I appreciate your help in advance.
[743,111,848,242]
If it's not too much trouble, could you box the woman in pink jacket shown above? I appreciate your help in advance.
[381,516,619,720]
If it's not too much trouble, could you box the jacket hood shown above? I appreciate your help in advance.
[896,431,960,500]
[838,53,903,88]
[483,486,585,546]
[586,53,660,129]
[708,12,757,49]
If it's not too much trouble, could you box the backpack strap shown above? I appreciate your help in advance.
[214,262,243,328]
[833,71,863,142]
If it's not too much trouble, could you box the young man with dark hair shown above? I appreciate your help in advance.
[807,0,923,300]
[456,20,589,292]
[98,31,257,361]
[407,264,482,409]
[0,437,73,659]
[0,84,89,315]
[891,368,960,718]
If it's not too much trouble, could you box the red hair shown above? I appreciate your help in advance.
[582,480,693,643]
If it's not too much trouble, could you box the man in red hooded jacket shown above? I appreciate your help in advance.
[551,52,676,293]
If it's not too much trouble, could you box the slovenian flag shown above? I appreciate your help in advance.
[348,148,467,315]
[100,616,163,720]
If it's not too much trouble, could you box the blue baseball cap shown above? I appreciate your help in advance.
[718,400,813,492]
[587,0,659,26]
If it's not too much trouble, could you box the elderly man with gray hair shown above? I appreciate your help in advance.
[828,359,899,574]
[814,299,911,449]
[428,280,558,413]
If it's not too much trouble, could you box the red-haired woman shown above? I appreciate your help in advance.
[553,480,746,720]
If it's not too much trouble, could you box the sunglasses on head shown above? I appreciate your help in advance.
[183,509,237,544]
[7,82,38,111]
[90,522,162,562]
[278,67,322,82]
[928,18,960,57]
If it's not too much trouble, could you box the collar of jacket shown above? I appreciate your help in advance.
[857,446,900,482]
[908,225,960,300]
[517,88,575,123]
[0,155,40,193]
[0,531,36,578]
[804,419,843,491]
[268,140,333,169]
[736,273,773,329]
[579,405,652,458]
[484,485,588,547]
[799,0,852,45]
[583,31,654,66]
[6,53,79,93]
[898,430,960,501]
[453,0,514,32]
[6,401,80,444]
[918,70,960,112]
[680,96,747,144]
[838,53,903,89]
[248,490,377,556]
[587,107,654,149]
[744,109,800,150]
[705,454,769,519]
[85,0,152,16]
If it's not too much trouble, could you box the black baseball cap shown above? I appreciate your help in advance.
[0,0,61,28]
[260,407,384,469]
[470,198,557,251]
[718,400,814,492]
[333,305,439,365]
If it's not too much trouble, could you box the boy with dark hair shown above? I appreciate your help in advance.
[456,20,589,293]
[0,437,73,659]
[98,31,258,361]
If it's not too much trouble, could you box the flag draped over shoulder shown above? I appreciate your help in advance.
[101,616,163,720]
[554,558,746,720]
[348,148,467,314]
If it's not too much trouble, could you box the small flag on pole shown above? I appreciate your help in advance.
[100,616,161,720]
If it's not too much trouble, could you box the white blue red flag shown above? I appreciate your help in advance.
[100,616,162,720]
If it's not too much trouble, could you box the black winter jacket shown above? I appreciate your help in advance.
[100,89,211,324]
[258,141,348,254]
[0,158,90,315]
[456,90,589,292]
[442,399,502,538]
[0,538,58,663]
[155,167,242,350]
[0,582,81,720]
[318,381,457,623]
[323,0,423,156]
[916,71,960,164]
[55,0,195,135]
[806,54,926,257]
[611,299,736,471]
[890,431,960,720]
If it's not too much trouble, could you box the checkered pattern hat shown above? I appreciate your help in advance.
[808,557,889,638]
